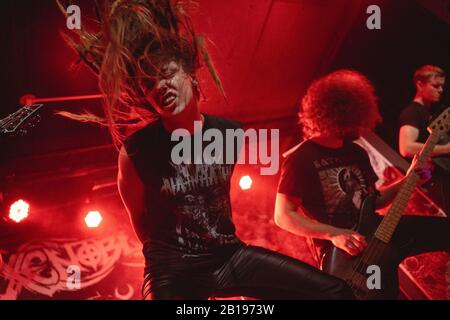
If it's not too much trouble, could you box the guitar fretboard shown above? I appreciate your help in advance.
[374,132,440,243]
[0,105,42,134]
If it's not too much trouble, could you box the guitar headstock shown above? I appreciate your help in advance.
[0,104,43,136]
[428,107,450,136]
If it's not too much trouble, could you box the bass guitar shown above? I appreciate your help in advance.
[322,107,450,299]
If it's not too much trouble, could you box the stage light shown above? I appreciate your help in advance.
[85,211,102,228]
[239,176,253,190]
[9,200,30,223]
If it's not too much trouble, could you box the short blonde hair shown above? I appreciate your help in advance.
[414,65,445,86]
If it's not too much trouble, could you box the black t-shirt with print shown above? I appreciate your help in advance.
[124,114,243,258]
[277,140,379,256]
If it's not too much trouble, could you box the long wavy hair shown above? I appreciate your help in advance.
[57,0,226,147]
[299,69,382,140]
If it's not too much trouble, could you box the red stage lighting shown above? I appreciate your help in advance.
[239,176,253,190]
[9,200,30,223]
[85,211,103,228]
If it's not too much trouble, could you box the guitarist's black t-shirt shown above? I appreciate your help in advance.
[399,102,450,162]
[399,102,432,144]
[277,140,378,256]
[399,102,450,211]
[399,102,450,153]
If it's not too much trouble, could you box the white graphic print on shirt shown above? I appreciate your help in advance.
[161,162,238,251]
[314,159,370,228]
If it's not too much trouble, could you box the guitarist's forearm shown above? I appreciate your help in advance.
[376,178,404,208]
[402,142,449,158]
[275,209,339,241]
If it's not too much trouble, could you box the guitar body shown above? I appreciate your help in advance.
[322,194,400,299]
[322,107,450,299]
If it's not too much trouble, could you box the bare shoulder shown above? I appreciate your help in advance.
[116,146,146,240]
[118,146,131,176]
[275,192,302,207]
[118,145,130,165]
[117,146,143,188]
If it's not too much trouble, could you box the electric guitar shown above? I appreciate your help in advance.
[0,104,43,136]
[321,107,450,300]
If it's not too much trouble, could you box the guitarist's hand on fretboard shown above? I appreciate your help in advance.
[406,155,434,186]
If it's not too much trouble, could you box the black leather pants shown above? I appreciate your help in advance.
[144,245,354,300]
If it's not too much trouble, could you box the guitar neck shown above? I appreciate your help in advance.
[0,108,26,129]
[374,131,440,243]
[0,105,43,135]
[0,113,13,128]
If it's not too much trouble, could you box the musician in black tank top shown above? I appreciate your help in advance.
[64,0,354,300]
